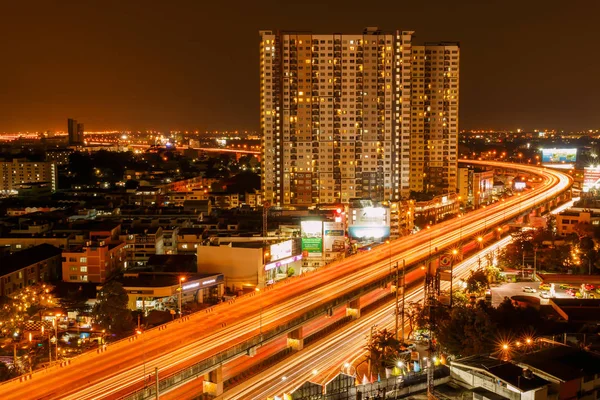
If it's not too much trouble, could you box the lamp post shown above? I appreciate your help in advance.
[42,325,51,366]
[178,277,185,318]
[136,329,147,387]
[391,260,406,342]
[450,249,458,307]
[368,324,377,380]
[52,313,61,363]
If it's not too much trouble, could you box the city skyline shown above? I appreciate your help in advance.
[1,0,599,133]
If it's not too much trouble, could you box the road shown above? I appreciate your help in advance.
[0,161,571,400]
[223,236,515,399]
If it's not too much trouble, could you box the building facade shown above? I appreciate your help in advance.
[259,28,459,206]
[62,239,126,283]
[68,118,83,145]
[0,244,62,296]
[0,158,58,193]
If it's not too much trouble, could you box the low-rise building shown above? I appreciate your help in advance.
[62,239,126,283]
[177,227,206,254]
[113,272,224,312]
[516,346,600,400]
[451,355,550,400]
[0,244,62,296]
[120,227,164,267]
[0,232,74,252]
[198,238,302,292]
[556,210,600,236]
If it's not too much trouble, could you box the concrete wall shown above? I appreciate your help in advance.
[197,245,263,291]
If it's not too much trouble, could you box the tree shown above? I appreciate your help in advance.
[0,362,18,382]
[0,284,56,335]
[92,281,133,334]
[59,286,90,314]
[405,301,426,339]
[366,328,407,375]
[466,269,488,295]
[436,304,496,357]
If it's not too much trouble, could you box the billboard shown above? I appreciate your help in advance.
[584,167,600,193]
[348,206,390,240]
[301,220,323,258]
[323,221,345,252]
[270,240,293,262]
[541,148,577,163]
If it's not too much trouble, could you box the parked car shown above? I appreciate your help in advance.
[559,284,570,289]
[523,287,536,293]
[585,284,595,291]
[539,283,551,291]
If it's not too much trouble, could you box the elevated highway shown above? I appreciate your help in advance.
[0,161,572,400]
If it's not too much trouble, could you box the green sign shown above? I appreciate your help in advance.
[302,237,323,256]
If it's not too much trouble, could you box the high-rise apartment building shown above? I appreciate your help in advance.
[77,123,85,143]
[68,118,84,145]
[259,28,459,206]
[0,158,58,193]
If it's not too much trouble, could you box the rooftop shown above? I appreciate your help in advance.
[517,346,600,381]
[452,355,549,392]
[146,254,197,273]
[118,272,222,288]
[0,244,62,276]
[178,227,206,236]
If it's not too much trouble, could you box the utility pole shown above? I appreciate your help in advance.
[401,259,406,342]
[394,261,399,341]
[262,201,271,238]
[155,367,159,399]
[424,265,439,398]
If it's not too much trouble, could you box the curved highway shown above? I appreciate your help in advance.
[0,161,571,400]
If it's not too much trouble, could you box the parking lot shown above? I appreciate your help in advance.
[490,281,577,307]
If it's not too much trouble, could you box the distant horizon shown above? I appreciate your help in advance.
[1,1,599,133]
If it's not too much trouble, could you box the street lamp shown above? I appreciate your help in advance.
[136,329,147,387]
[393,260,406,342]
[41,325,51,366]
[178,277,185,318]
[52,313,62,363]
[450,249,458,307]
[368,324,378,380]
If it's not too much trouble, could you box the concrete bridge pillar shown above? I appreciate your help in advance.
[203,365,223,396]
[287,327,304,351]
[346,298,361,319]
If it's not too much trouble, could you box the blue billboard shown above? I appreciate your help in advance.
[541,148,577,163]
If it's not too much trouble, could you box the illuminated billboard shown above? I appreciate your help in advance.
[301,220,323,258]
[348,206,390,240]
[323,221,345,252]
[584,167,600,193]
[270,240,293,262]
[541,148,577,163]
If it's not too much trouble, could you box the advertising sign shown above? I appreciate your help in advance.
[348,206,390,240]
[323,221,345,252]
[541,148,577,163]
[270,240,293,262]
[301,220,323,258]
[584,167,600,193]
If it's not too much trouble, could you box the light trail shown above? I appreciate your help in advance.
[0,161,571,400]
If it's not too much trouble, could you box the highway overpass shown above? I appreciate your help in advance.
[0,161,572,400]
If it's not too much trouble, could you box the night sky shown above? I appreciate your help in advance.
[1,0,599,133]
